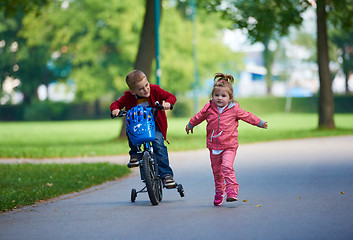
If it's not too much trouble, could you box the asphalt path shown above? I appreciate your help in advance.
[1,136,353,240]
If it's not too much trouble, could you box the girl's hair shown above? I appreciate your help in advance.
[211,73,235,102]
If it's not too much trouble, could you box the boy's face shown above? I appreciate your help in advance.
[130,77,150,98]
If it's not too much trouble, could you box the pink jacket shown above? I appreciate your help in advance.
[188,100,263,150]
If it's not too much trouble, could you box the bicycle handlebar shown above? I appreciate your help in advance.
[110,101,170,119]
[110,110,127,119]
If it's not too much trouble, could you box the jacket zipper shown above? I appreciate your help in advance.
[216,113,221,148]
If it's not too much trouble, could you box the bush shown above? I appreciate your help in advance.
[0,104,24,121]
[23,101,69,121]
[173,100,192,117]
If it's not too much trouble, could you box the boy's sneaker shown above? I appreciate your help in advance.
[163,175,176,187]
[128,156,139,168]
[226,190,238,202]
[214,192,226,206]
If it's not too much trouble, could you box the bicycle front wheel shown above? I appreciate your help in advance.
[142,151,159,206]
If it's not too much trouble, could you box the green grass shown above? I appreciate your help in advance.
[168,113,353,150]
[1,113,353,158]
[0,163,130,212]
[0,113,352,212]
[0,120,125,158]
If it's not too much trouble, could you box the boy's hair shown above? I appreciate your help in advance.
[125,70,148,89]
[211,73,236,103]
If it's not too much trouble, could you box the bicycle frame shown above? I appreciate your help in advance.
[111,101,184,205]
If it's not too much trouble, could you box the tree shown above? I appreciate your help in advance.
[118,0,244,138]
[0,12,21,97]
[202,0,306,94]
[0,0,48,17]
[330,7,353,95]
[0,11,54,105]
[134,0,158,79]
[160,2,243,94]
[312,0,352,128]
[316,0,334,128]
[21,0,143,102]
[204,0,353,129]
[331,31,353,94]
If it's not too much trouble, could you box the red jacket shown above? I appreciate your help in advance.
[189,101,262,150]
[110,84,177,140]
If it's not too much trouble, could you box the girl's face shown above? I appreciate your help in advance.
[212,87,230,108]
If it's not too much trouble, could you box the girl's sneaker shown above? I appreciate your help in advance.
[226,190,238,202]
[214,192,226,206]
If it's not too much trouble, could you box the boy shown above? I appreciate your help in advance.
[110,70,176,187]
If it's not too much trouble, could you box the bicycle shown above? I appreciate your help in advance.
[111,102,184,205]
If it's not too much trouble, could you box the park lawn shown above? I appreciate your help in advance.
[0,113,352,212]
[0,113,353,158]
[0,163,130,212]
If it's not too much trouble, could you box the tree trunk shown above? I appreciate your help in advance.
[343,46,352,94]
[119,0,160,139]
[134,0,159,79]
[263,35,273,95]
[119,116,127,139]
[317,0,335,129]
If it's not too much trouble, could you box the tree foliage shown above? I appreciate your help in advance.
[159,3,243,94]
[203,0,306,43]
[202,0,353,129]
[0,0,48,17]
[202,0,308,93]
[20,0,143,101]
[0,11,54,105]
[1,0,242,106]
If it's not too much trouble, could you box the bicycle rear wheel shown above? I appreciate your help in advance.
[142,151,159,206]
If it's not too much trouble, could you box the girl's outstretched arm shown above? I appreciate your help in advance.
[185,123,194,134]
[260,121,268,129]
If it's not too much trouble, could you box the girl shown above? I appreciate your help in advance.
[185,73,268,206]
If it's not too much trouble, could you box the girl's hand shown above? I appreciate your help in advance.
[185,124,193,134]
[261,121,268,129]
[112,109,120,117]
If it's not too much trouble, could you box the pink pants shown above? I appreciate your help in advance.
[209,148,239,195]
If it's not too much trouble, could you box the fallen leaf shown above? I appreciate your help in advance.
[46,182,53,187]
[243,200,248,202]
[256,204,261,207]
[297,197,301,199]
[341,192,345,194]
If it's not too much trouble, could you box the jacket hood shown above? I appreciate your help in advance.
[210,100,236,111]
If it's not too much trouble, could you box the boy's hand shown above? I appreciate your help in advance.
[162,102,171,110]
[112,109,120,117]
[185,124,193,134]
[261,121,268,129]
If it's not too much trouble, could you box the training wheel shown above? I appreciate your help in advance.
[131,188,137,202]
[177,184,184,197]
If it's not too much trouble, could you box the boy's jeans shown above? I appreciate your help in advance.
[128,125,173,179]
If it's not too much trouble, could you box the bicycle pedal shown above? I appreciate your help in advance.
[165,183,177,189]
[127,162,139,168]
